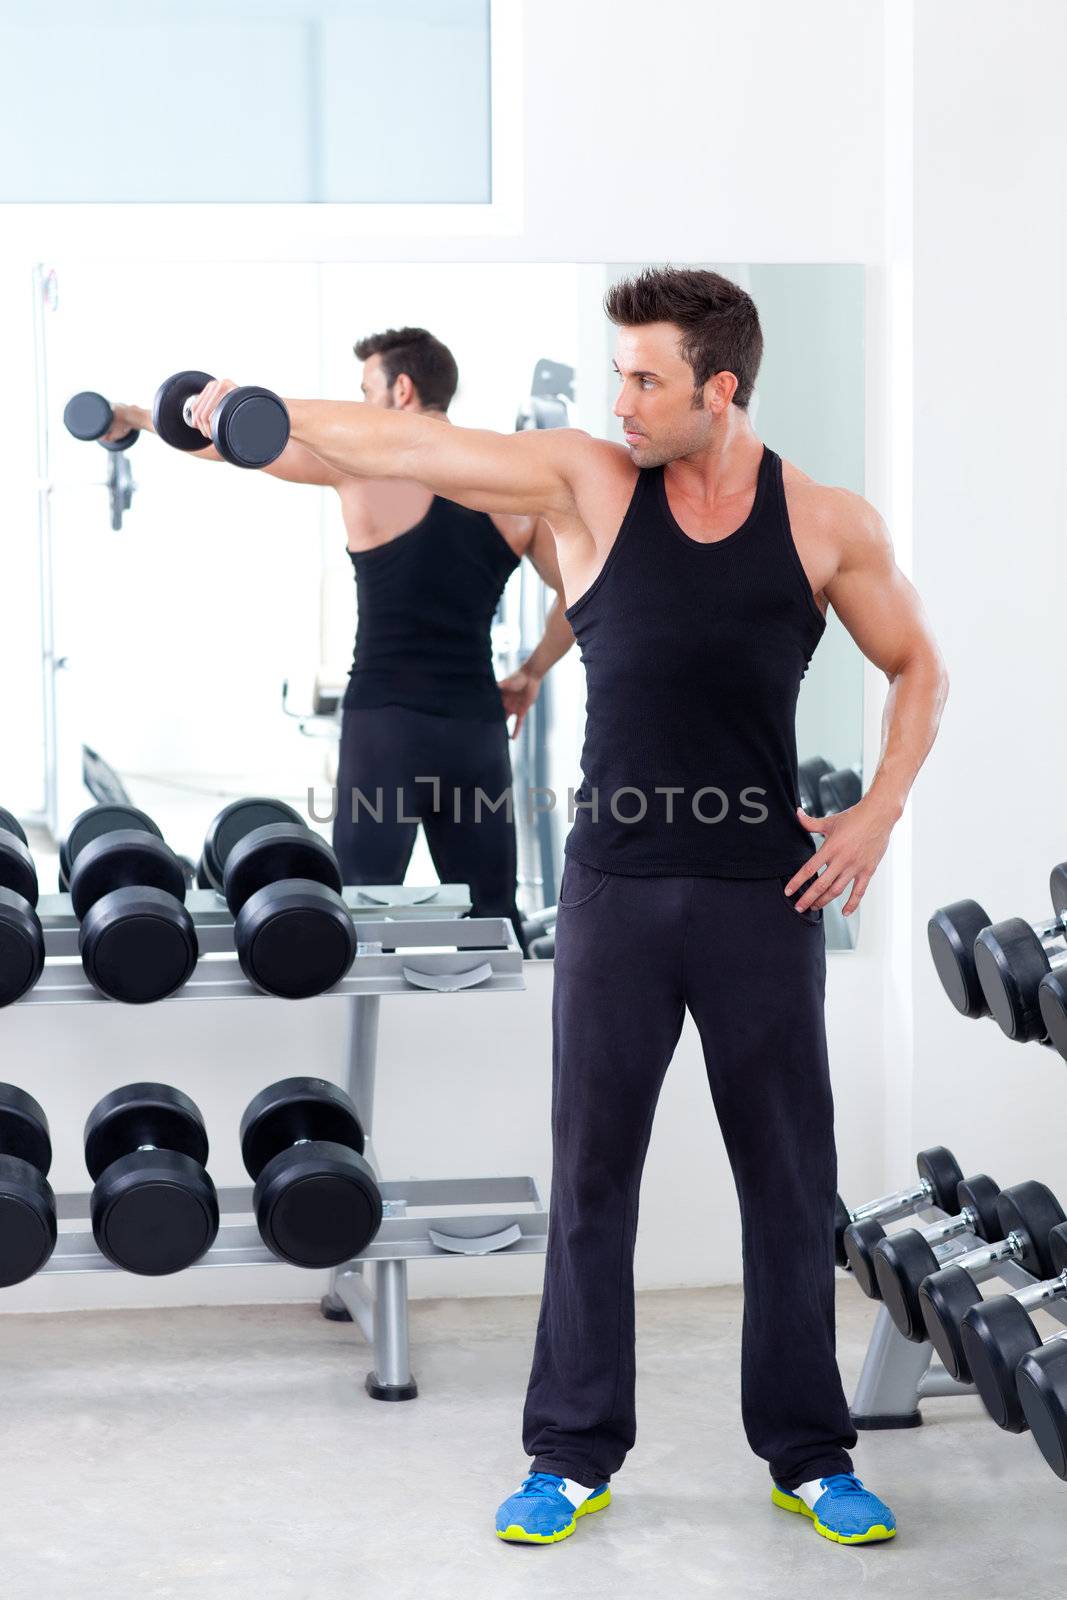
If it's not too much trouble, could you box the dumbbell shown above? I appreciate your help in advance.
[58,803,164,893]
[65,807,198,1002]
[63,390,139,452]
[844,1171,1000,1300]
[908,1177,1067,1376]
[0,1084,57,1286]
[204,797,357,999]
[152,371,290,468]
[0,809,45,1006]
[969,862,1067,1043]
[240,1077,382,1267]
[833,1145,963,1270]
[84,1084,219,1275]
[956,1222,1067,1433]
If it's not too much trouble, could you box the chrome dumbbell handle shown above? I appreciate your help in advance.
[952,1228,1026,1275]
[849,1175,934,1227]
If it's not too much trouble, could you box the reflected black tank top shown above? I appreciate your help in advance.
[343,496,520,721]
[563,444,826,877]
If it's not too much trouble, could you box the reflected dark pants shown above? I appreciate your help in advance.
[333,706,527,953]
[522,858,857,1491]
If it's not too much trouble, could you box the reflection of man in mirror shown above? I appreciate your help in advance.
[189,268,948,1547]
[105,327,575,956]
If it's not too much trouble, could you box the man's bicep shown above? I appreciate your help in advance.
[824,497,939,677]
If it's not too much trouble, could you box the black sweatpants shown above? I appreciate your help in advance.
[522,856,858,1491]
[333,706,527,954]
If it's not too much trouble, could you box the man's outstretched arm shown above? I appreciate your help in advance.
[284,399,587,518]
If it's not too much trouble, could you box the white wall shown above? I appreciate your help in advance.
[0,0,899,1312]
[909,1,1067,1190]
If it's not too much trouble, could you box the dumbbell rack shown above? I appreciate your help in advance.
[851,1201,1067,1426]
[19,883,547,1401]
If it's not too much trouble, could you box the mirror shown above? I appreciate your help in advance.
[17,261,864,956]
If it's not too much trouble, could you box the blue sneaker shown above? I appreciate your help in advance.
[771,1472,896,1544]
[496,1471,611,1544]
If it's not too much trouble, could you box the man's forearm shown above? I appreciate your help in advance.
[523,597,575,679]
[864,657,949,820]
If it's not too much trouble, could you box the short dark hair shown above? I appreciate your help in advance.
[604,267,763,409]
[353,326,459,412]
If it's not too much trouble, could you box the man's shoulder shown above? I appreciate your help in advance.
[780,466,885,543]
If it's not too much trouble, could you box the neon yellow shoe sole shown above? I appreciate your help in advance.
[771,1484,896,1544]
[496,1485,612,1543]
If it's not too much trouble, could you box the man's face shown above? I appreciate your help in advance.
[359,353,397,409]
[611,322,726,467]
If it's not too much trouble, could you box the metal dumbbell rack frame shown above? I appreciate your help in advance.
[852,1199,1067,1427]
[20,882,546,1401]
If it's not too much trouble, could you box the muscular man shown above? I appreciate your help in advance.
[189,268,948,1549]
[105,328,574,954]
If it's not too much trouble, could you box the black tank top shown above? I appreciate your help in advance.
[343,496,521,720]
[563,444,826,877]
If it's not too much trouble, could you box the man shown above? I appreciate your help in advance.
[105,328,573,954]
[189,268,948,1548]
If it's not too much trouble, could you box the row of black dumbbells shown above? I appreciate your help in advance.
[928,863,1067,1059]
[836,1144,1067,1481]
[0,797,359,1008]
[0,1075,382,1285]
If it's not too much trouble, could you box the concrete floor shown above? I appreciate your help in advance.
[5,1280,1067,1600]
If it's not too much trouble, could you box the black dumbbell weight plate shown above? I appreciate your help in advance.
[85,1083,208,1176]
[960,1296,1041,1430]
[81,889,198,1003]
[91,1148,218,1274]
[255,1141,382,1267]
[0,806,28,846]
[1017,1345,1067,1479]
[0,831,38,907]
[236,880,357,999]
[843,1218,888,1298]
[974,920,1049,1042]
[918,1263,983,1379]
[957,1174,1001,1241]
[0,1156,57,1285]
[0,889,46,1006]
[240,1077,365,1176]
[223,825,340,911]
[1039,970,1067,1062]
[60,804,163,893]
[873,1230,939,1340]
[201,797,306,893]
[916,1145,964,1211]
[994,1182,1065,1277]
[0,1085,56,1285]
[212,387,290,469]
[927,900,992,1018]
[152,370,216,452]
